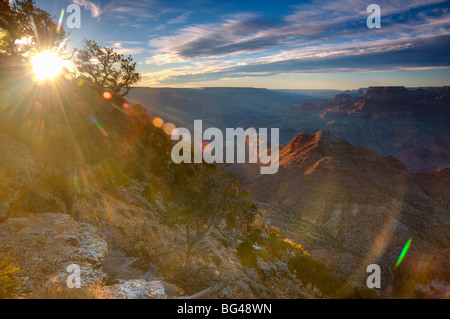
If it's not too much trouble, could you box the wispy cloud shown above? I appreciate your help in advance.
[149,13,284,59]
[167,11,191,25]
[106,41,147,56]
[141,33,450,86]
[72,0,102,18]
[102,0,158,19]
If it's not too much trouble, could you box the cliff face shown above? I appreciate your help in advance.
[325,86,449,116]
[129,86,450,172]
[238,130,450,298]
[281,86,450,172]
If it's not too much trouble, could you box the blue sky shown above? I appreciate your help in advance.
[34,0,450,89]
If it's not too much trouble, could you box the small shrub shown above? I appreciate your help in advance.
[314,272,347,297]
[270,227,281,238]
[262,234,290,260]
[0,254,22,299]
[143,182,159,203]
[236,238,258,268]
[171,262,219,295]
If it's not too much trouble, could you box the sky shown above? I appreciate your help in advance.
[33,0,450,89]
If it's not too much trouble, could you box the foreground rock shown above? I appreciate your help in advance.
[105,279,167,299]
[0,213,108,296]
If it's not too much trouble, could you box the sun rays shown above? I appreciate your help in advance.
[30,50,68,82]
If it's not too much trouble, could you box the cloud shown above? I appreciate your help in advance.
[141,0,450,86]
[148,0,449,62]
[149,14,286,59]
[106,6,153,19]
[107,41,146,46]
[167,11,191,25]
[144,34,450,85]
[113,47,147,55]
[102,0,157,19]
[232,35,450,75]
[72,0,102,18]
[105,41,147,56]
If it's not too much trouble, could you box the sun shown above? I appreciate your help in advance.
[30,50,67,81]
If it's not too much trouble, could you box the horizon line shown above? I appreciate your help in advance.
[130,85,449,91]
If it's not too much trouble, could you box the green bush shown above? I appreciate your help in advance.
[288,254,350,297]
[288,255,328,288]
[314,272,347,297]
[262,233,291,260]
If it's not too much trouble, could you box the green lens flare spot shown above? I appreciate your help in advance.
[395,237,412,268]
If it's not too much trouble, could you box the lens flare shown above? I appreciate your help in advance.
[57,9,65,32]
[395,237,412,268]
[89,114,108,137]
[152,117,164,128]
[202,141,212,153]
[30,50,66,81]
[163,122,176,135]
[103,92,113,100]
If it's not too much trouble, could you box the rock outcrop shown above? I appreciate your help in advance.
[0,212,171,299]
[105,280,167,299]
[0,213,107,295]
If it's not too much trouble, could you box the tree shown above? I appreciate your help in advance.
[288,254,349,297]
[0,0,66,59]
[73,39,141,96]
[287,254,328,289]
[170,166,255,265]
[313,272,347,298]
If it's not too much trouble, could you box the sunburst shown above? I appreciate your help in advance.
[30,50,67,82]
